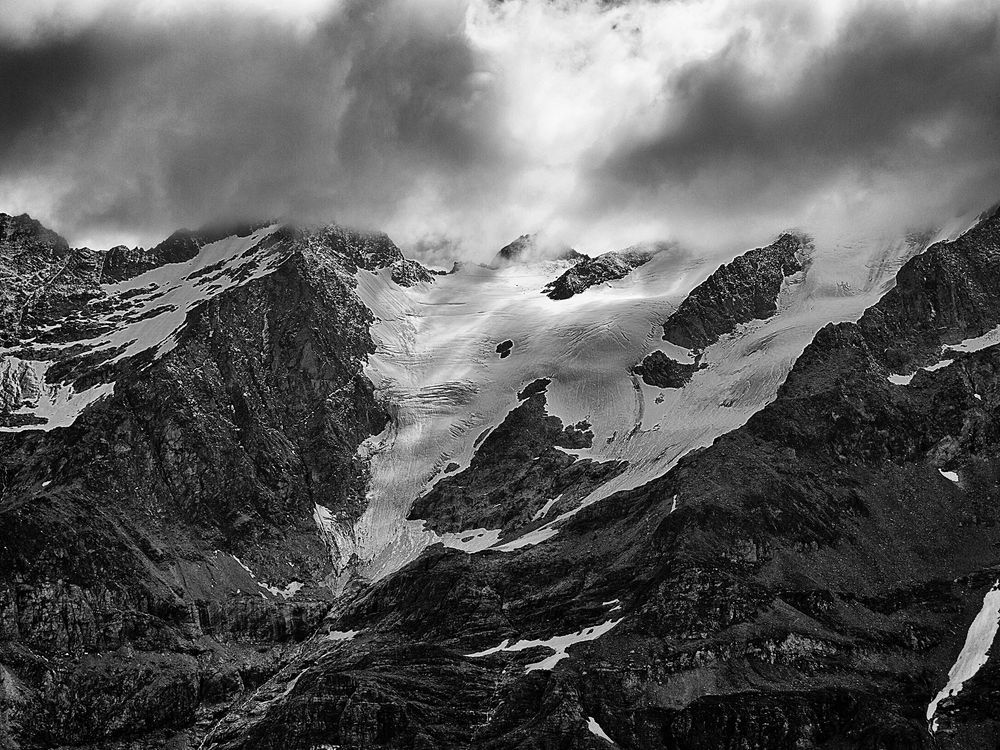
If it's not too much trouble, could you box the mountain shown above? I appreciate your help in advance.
[1,206,1000,749]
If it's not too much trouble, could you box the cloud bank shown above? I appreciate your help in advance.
[1,0,998,260]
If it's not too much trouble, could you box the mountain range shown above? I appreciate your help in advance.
[3,205,1000,749]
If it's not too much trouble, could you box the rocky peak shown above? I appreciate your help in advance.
[543,243,664,300]
[0,213,101,344]
[100,220,278,283]
[492,232,583,266]
[662,232,809,350]
[0,212,70,255]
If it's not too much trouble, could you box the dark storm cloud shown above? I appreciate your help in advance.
[0,0,507,246]
[3,0,1000,257]
[596,2,1000,230]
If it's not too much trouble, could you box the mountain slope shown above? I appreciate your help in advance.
[0,217,422,748]
[202,213,1000,749]
[2,207,999,749]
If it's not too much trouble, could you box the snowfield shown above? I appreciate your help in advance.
[342,222,975,584]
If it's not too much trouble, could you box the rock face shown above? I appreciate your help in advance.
[632,349,703,388]
[7,208,1000,749]
[662,232,809,349]
[0,215,430,748]
[0,213,103,347]
[543,245,660,300]
[634,233,808,387]
[409,379,625,541]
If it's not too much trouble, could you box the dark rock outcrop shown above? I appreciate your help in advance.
[543,245,659,300]
[633,349,703,388]
[409,379,625,539]
[0,213,103,346]
[662,232,809,349]
[0,217,403,748]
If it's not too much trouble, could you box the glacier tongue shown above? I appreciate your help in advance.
[345,230,934,582]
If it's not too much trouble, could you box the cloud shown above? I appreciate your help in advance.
[0,0,999,260]
[0,0,510,250]
[592,0,1000,249]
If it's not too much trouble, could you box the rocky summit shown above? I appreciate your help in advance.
[3,207,1000,750]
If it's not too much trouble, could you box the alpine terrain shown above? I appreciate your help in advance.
[5,202,1000,750]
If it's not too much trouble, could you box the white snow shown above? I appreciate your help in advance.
[587,717,614,744]
[925,358,954,372]
[312,503,359,580]
[927,582,1000,730]
[0,357,115,433]
[531,495,562,521]
[948,324,1000,354]
[326,629,359,641]
[435,527,503,552]
[260,581,304,600]
[340,229,948,581]
[467,618,623,671]
[887,358,954,386]
[939,469,960,483]
[231,554,303,599]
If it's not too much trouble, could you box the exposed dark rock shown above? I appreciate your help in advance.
[409,382,625,538]
[389,257,435,287]
[0,216,404,748]
[633,349,704,388]
[0,213,102,346]
[662,232,809,349]
[496,339,513,359]
[543,245,660,300]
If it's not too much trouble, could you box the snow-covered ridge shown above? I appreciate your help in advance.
[0,225,286,432]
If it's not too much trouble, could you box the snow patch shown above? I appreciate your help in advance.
[436,526,503,552]
[587,717,614,744]
[927,582,1000,731]
[466,618,623,672]
[326,629,359,642]
[939,469,960,483]
[888,357,954,385]
[0,358,115,433]
[948,324,1000,354]
[531,495,562,521]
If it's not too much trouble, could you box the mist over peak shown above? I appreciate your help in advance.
[1,0,998,264]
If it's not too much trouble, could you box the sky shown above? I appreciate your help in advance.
[1,0,999,262]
